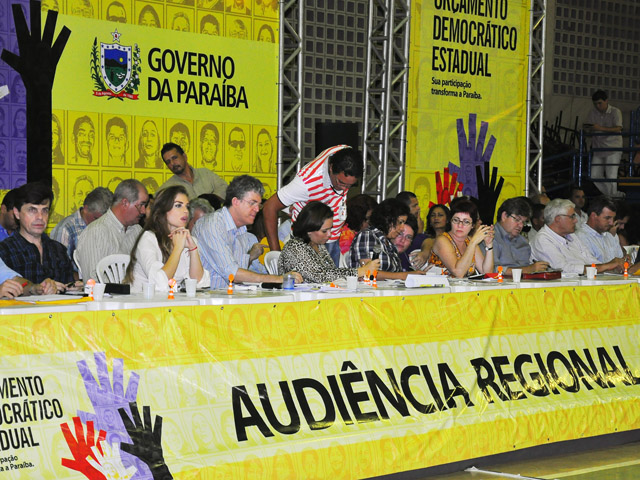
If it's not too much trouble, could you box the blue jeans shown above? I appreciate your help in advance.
[326,240,340,266]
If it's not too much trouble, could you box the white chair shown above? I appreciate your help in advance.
[73,250,82,280]
[96,254,131,283]
[264,251,281,275]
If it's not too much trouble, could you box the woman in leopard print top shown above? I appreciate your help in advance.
[278,202,379,283]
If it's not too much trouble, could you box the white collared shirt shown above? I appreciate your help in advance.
[530,225,598,274]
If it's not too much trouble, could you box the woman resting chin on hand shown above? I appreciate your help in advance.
[428,200,494,278]
[278,201,380,283]
[125,186,210,292]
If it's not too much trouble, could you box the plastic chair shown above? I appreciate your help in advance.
[264,251,281,275]
[73,250,82,280]
[96,254,131,284]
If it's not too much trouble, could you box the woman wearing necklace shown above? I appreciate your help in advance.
[278,202,380,283]
[428,200,494,277]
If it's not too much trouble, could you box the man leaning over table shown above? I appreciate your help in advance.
[529,198,624,275]
[192,175,302,289]
[0,182,76,294]
[492,197,549,275]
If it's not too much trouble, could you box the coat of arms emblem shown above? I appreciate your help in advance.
[91,30,141,100]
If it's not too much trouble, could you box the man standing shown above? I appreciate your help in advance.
[159,142,227,201]
[51,187,113,267]
[396,191,424,234]
[586,90,623,197]
[0,182,74,293]
[263,145,363,265]
[193,175,301,289]
[76,179,149,281]
[530,198,623,274]
[493,197,549,274]
[575,196,625,264]
[568,185,588,226]
[0,188,18,241]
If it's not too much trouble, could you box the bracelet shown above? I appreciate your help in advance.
[486,246,493,251]
[188,246,198,252]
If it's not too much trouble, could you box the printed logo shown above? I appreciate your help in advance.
[91,29,141,100]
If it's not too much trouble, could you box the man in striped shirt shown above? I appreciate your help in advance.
[263,145,363,265]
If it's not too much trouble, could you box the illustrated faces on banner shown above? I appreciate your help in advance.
[136,118,163,169]
[169,121,192,154]
[52,112,65,164]
[69,113,97,165]
[198,122,221,168]
[68,0,95,17]
[137,2,162,29]
[227,16,249,39]
[226,125,249,172]
[197,0,223,10]
[104,0,127,22]
[168,6,193,32]
[69,171,97,210]
[105,116,131,167]
[253,126,274,174]
[255,22,275,43]
[255,0,278,17]
[225,0,250,15]
[199,13,221,35]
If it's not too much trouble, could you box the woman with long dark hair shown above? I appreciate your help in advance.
[125,186,208,291]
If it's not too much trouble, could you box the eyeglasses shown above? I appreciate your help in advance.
[509,214,527,225]
[230,140,245,149]
[558,213,578,220]
[133,201,149,213]
[240,198,261,209]
[451,217,473,227]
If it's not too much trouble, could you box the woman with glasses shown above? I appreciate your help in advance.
[349,198,422,280]
[428,200,494,277]
[279,202,380,283]
[125,186,209,292]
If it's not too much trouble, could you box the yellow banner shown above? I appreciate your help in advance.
[406,0,531,213]
[48,10,278,223]
[0,284,639,479]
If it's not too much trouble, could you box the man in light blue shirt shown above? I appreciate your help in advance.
[575,196,625,264]
[493,197,549,275]
[193,175,302,289]
[0,257,26,298]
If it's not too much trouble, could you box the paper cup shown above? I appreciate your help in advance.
[586,266,597,280]
[346,276,358,290]
[511,269,522,283]
[143,282,155,299]
[93,283,106,301]
[185,278,197,297]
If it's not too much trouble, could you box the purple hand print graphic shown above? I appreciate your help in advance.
[448,113,497,198]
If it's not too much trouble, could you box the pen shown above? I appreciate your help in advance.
[21,282,28,287]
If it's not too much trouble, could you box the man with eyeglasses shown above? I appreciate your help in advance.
[493,197,549,275]
[159,142,227,202]
[575,196,626,265]
[263,145,364,266]
[193,175,302,289]
[529,198,623,274]
[76,179,149,281]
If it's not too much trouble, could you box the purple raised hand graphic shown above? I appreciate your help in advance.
[448,113,497,198]
[77,352,152,479]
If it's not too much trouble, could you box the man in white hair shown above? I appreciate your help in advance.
[529,198,624,274]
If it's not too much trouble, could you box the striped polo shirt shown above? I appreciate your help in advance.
[277,145,350,242]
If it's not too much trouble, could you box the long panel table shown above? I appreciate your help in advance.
[0,276,639,479]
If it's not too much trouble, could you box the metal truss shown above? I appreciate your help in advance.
[525,0,547,196]
[361,0,411,200]
[277,0,303,188]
